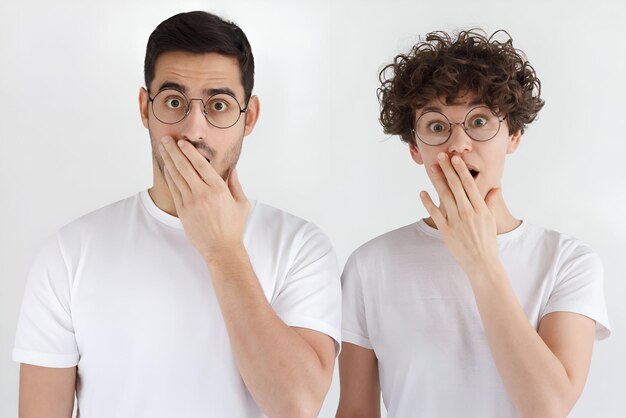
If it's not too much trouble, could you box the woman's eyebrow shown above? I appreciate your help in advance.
[420,105,442,113]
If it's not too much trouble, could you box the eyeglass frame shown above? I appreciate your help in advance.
[147,87,249,129]
[412,105,507,146]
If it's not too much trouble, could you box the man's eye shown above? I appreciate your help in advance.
[165,98,184,109]
[210,101,228,112]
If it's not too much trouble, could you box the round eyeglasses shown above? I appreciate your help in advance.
[148,88,248,128]
[413,106,505,146]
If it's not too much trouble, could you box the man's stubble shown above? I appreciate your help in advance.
[150,130,244,184]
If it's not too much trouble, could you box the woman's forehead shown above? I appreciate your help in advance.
[418,94,487,116]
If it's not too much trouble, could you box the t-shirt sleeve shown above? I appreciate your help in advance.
[272,224,342,354]
[12,234,79,368]
[542,244,611,340]
[340,250,372,349]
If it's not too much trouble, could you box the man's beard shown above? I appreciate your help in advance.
[150,132,244,183]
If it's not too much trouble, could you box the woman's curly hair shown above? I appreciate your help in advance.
[378,29,545,145]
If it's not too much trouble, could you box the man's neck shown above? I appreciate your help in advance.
[148,166,178,217]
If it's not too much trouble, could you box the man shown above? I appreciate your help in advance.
[336,30,610,417]
[13,11,340,418]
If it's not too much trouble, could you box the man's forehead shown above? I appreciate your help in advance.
[155,80,238,99]
[151,51,244,97]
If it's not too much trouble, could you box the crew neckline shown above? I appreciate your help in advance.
[416,218,527,243]
[140,190,183,229]
[139,189,259,230]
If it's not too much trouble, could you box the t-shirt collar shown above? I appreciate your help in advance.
[139,189,258,231]
[139,189,184,230]
[416,218,527,243]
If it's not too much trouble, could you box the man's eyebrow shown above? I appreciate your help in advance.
[155,82,238,99]
[156,81,187,93]
[204,87,237,97]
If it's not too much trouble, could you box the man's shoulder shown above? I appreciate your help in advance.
[250,200,318,232]
[31,193,141,268]
[56,192,141,239]
[248,200,332,248]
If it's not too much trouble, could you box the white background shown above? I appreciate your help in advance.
[1,0,625,416]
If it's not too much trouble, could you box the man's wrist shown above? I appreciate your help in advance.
[203,241,249,269]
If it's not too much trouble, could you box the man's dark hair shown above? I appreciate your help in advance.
[144,11,255,100]
[378,29,545,145]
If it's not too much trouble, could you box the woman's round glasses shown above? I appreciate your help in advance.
[413,106,505,146]
[148,88,248,129]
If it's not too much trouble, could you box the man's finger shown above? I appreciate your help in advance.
[163,165,183,209]
[159,142,192,197]
[161,137,204,192]
[177,139,223,188]
[228,168,247,203]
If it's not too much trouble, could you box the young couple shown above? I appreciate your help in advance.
[13,11,609,418]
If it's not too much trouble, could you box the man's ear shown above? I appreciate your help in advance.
[409,142,424,165]
[243,95,260,136]
[507,129,522,154]
[139,87,150,129]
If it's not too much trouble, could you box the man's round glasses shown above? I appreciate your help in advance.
[413,106,505,146]
[148,88,248,128]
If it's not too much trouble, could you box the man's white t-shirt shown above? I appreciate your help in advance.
[13,190,341,418]
[341,219,610,418]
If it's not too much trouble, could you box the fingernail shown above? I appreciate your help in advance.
[161,137,170,144]
[430,165,438,173]
[451,156,461,165]
[177,140,185,148]
[437,153,446,161]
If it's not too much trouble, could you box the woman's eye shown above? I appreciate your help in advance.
[471,117,487,127]
[429,123,445,133]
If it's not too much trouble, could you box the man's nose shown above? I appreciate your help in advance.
[446,122,473,154]
[180,99,208,141]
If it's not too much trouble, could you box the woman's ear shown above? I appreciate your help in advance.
[507,129,522,154]
[410,142,424,165]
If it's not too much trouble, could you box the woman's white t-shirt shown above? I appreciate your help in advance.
[341,219,610,417]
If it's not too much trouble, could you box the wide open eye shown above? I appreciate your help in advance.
[429,122,446,133]
[164,96,185,109]
[165,99,181,109]
[470,116,488,128]
[208,99,229,112]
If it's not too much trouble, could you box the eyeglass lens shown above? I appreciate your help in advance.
[151,89,243,128]
[415,106,501,145]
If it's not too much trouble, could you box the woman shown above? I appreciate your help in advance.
[336,29,610,418]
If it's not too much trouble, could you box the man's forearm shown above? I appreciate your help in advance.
[205,243,332,418]
[468,263,584,418]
